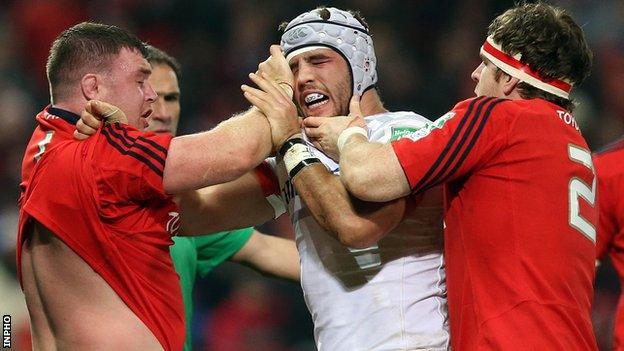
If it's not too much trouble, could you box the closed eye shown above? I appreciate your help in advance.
[163,93,180,102]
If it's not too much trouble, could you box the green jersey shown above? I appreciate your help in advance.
[171,228,254,351]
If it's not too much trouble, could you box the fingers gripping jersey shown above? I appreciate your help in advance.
[594,140,624,349]
[18,108,184,351]
[392,97,598,350]
[265,111,449,350]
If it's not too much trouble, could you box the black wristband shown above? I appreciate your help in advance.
[289,158,322,179]
[279,137,305,158]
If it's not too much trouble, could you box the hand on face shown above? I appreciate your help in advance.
[303,95,367,161]
[257,45,295,98]
[241,71,300,152]
[74,100,127,140]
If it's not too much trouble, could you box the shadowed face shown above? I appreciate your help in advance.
[146,63,181,135]
[471,54,506,98]
[289,48,351,117]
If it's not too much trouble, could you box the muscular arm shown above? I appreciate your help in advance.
[340,135,412,202]
[163,107,272,194]
[177,171,275,235]
[231,230,300,281]
[293,163,406,248]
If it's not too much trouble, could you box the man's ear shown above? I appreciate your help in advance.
[502,74,520,96]
[80,74,99,100]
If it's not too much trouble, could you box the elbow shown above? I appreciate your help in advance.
[333,219,382,249]
[341,165,373,202]
[163,174,182,195]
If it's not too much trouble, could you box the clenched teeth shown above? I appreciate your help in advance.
[304,93,328,107]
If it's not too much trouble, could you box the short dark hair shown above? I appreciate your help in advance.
[278,6,370,32]
[488,2,592,111]
[145,45,181,78]
[46,22,148,103]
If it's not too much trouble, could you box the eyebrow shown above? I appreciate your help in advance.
[290,53,331,69]
[139,66,152,76]
[307,53,330,61]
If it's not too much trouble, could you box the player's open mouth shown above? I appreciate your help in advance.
[141,109,153,118]
[304,92,329,109]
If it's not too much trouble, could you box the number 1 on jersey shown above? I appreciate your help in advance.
[568,144,596,243]
[34,131,55,162]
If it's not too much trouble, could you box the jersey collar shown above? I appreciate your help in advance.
[48,106,80,125]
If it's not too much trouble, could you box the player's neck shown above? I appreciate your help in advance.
[361,89,387,117]
[50,98,86,116]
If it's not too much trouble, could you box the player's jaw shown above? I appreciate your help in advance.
[298,87,349,118]
[297,86,331,117]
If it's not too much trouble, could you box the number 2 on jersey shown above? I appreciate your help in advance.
[567,144,596,243]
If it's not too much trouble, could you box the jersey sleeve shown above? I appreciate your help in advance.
[594,155,618,260]
[194,227,254,277]
[94,123,173,205]
[391,96,508,194]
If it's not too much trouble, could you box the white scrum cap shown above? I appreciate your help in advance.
[280,7,378,96]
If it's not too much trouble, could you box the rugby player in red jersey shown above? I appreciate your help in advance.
[18,22,277,350]
[595,139,624,350]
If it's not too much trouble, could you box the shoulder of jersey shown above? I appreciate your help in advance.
[365,111,432,143]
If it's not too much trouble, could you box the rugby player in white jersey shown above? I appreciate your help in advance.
[77,7,449,350]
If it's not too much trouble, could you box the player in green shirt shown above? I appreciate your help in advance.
[145,45,300,351]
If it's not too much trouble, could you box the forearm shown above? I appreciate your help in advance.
[163,107,272,193]
[232,231,300,282]
[176,172,275,235]
[340,136,411,202]
[293,163,405,248]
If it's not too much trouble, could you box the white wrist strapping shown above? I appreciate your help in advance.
[283,142,316,175]
[337,127,368,152]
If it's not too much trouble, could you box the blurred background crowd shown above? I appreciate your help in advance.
[0,0,622,350]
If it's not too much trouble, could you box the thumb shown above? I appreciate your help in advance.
[348,94,362,118]
[270,44,284,59]
[87,100,127,124]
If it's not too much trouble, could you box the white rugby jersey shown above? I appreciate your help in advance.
[270,111,449,351]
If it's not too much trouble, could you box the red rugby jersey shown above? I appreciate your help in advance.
[392,97,597,350]
[594,139,624,350]
[18,106,184,351]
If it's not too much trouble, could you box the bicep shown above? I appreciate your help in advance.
[340,141,411,202]
[164,132,247,193]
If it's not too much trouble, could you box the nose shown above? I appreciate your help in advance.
[471,63,484,82]
[295,62,316,89]
[151,97,171,122]
[144,81,157,103]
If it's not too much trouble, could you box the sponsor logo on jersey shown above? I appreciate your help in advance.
[403,112,455,142]
[390,126,422,141]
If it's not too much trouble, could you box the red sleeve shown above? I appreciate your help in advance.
[391,96,508,194]
[253,161,280,196]
[94,124,173,205]
[594,154,619,260]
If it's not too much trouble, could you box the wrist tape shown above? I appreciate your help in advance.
[279,138,321,179]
